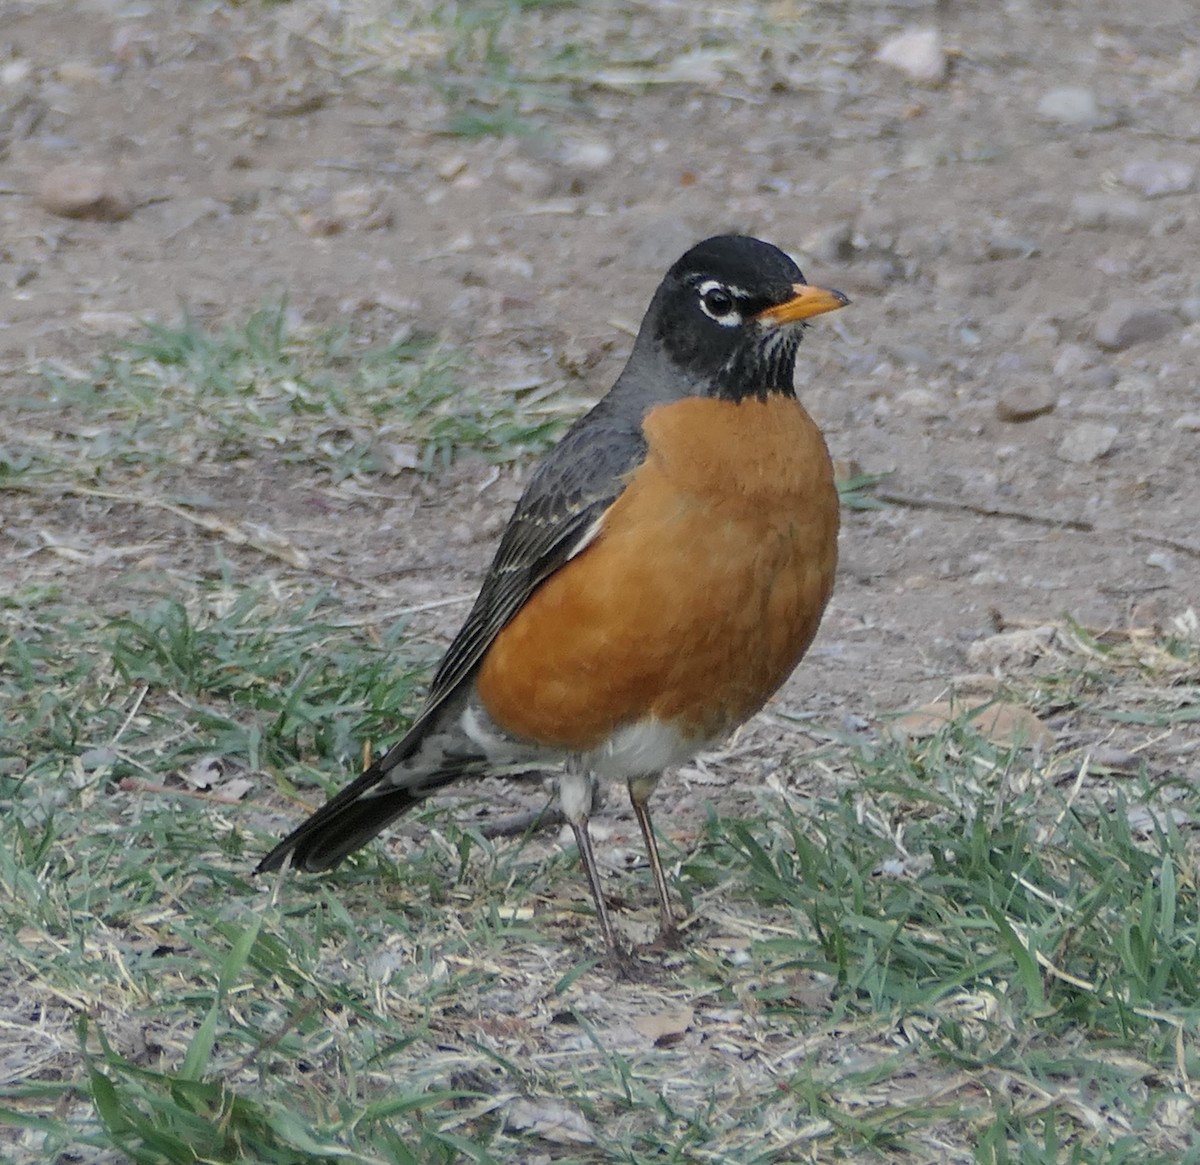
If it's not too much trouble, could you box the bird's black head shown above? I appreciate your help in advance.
[638,234,848,402]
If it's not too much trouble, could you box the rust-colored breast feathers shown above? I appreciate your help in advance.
[475,395,839,751]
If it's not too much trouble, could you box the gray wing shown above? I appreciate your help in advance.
[409,400,649,734]
[255,389,658,873]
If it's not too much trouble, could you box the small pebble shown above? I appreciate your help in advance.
[1,59,32,86]
[875,28,947,85]
[1052,343,1099,377]
[1070,193,1148,230]
[888,345,940,372]
[36,163,134,221]
[1021,317,1058,347]
[970,569,1006,587]
[1113,372,1154,397]
[80,747,120,770]
[1080,365,1119,390]
[331,186,391,229]
[1057,422,1118,464]
[1173,413,1200,431]
[1037,86,1100,126]
[1121,158,1195,198]
[894,387,943,414]
[501,158,557,198]
[1094,300,1178,350]
[1146,551,1176,572]
[435,154,467,181]
[805,221,856,265]
[985,234,1038,260]
[1090,746,1141,773]
[57,60,108,86]
[560,138,614,173]
[1159,48,1200,94]
[995,380,1057,422]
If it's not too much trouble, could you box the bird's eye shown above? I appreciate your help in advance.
[699,284,737,321]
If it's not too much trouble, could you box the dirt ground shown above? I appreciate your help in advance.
[4,0,1197,739]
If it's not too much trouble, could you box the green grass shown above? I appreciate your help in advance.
[331,0,828,139]
[7,302,563,489]
[2,577,1197,1162]
[1,587,428,795]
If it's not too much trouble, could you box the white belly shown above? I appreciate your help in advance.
[584,717,701,780]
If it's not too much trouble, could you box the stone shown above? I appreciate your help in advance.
[894,387,943,414]
[876,28,947,84]
[1090,746,1141,772]
[1070,193,1149,230]
[57,60,109,86]
[36,163,134,221]
[1,58,32,86]
[1094,300,1178,350]
[1121,158,1195,198]
[887,344,940,372]
[1173,413,1200,432]
[1037,86,1100,126]
[995,380,1057,422]
[805,221,856,265]
[331,186,391,229]
[501,158,557,199]
[969,623,1056,671]
[559,138,614,173]
[985,234,1038,260]
[1057,422,1118,464]
[1052,343,1100,377]
[1080,365,1119,390]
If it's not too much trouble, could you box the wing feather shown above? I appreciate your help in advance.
[405,403,650,737]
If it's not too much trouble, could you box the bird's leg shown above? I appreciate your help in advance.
[627,775,678,943]
[560,766,619,955]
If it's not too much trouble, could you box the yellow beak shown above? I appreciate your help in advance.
[755,283,850,326]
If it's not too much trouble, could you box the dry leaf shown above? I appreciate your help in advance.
[594,49,734,90]
[181,755,221,789]
[633,1005,694,1046]
[891,700,1054,750]
[506,1098,594,1145]
[217,777,254,802]
[966,625,1057,670]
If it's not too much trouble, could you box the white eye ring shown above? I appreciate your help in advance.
[697,280,741,326]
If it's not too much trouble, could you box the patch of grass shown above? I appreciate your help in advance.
[0,585,428,808]
[837,470,891,511]
[7,302,563,488]
[679,674,1200,1161]
[3,579,1198,1162]
[708,750,1200,1039]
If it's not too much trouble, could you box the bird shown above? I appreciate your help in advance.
[256,234,848,958]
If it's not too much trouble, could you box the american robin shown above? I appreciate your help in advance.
[257,234,847,956]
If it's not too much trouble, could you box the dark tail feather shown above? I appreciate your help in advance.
[255,758,456,874]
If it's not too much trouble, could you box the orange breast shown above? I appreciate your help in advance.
[474,394,839,752]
